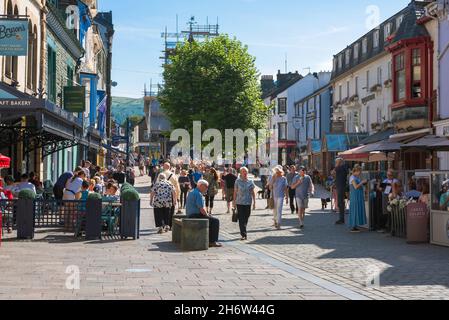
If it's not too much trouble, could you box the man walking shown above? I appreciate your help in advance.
[335,158,349,225]
[291,166,314,229]
[185,180,222,248]
[286,165,298,215]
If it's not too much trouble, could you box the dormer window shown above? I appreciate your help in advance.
[362,38,368,55]
[384,23,392,41]
[338,54,343,69]
[353,43,359,60]
[396,15,404,29]
[345,49,351,65]
[373,29,380,48]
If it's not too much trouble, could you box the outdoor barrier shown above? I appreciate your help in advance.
[4,198,123,240]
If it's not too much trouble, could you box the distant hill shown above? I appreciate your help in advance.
[111,96,145,125]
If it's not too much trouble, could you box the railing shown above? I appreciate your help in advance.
[0,199,17,231]
[34,199,85,230]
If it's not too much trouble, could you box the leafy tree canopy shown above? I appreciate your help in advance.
[159,35,270,136]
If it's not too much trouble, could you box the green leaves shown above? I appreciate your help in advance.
[159,34,268,136]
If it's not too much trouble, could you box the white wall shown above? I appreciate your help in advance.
[0,0,42,95]
[333,53,393,134]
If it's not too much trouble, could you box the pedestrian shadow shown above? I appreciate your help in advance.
[148,241,183,253]
[241,212,449,289]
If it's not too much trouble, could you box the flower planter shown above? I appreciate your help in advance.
[85,199,102,240]
[16,199,34,240]
[120,200,140,240]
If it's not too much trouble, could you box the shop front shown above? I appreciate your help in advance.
[0,83,99,181]
[430,172,449,247]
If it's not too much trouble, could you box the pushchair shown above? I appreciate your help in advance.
[42,180,55,200]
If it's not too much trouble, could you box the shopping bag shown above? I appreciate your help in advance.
[232,208,238,223]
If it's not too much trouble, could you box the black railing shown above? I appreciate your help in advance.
[0,199,17,231]
[34,199,84,230]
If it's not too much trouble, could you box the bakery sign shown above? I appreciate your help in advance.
[0,19,28,56]
[0,99,36,107]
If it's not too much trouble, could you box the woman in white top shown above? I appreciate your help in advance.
[63,171,86,200]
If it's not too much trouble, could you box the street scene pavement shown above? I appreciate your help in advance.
[1,174,449,300]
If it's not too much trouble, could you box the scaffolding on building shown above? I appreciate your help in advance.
[160,16,220,67]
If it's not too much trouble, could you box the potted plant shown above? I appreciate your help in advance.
[384,79,392,88]
[17,189,36,240]
[120,187,141,240]
[85,192,103,240]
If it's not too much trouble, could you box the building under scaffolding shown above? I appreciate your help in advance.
[160,16,220,66]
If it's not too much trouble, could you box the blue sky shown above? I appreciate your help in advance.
[99,0,410,98]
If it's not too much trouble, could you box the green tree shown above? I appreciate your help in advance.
[159,35,270,137]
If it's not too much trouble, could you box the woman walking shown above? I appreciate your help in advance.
[233,167,256,241]
[269,166,288,230]
[204,167,219,214]
[348,166,368,233]
[150,173,177,234]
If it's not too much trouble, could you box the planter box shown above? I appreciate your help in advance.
[85,199,102,240]
[120,200,140,240]
[16,199,34,240]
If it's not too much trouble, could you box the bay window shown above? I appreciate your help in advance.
[412,48,422,99]
[394,53,406,101]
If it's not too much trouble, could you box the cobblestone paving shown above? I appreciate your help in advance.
[0,175,346,300]
[2,174,449,300]
[217,183,449,301]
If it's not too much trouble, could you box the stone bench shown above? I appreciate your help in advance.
[172,214,209,251]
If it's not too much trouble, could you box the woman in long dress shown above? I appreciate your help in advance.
[348,166,367,233]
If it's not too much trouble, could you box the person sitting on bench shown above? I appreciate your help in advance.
[185,179,222,248]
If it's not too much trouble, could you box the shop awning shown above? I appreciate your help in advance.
[311,140,322,154]
[402,135,449,152]
[339,146,370,161]
[358,139,403,153]
[359,128,395,145]
[325,133,368,152]
[0,82,101,156]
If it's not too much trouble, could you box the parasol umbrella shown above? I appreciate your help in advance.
[0,154,9,244]
[0,154,11,169]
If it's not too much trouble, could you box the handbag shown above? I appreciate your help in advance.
[268,197,275,209]
[232,208,238,223]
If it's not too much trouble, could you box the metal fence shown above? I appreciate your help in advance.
[34,200,85,231]
[2,199,124,237]
[0,199,17,231]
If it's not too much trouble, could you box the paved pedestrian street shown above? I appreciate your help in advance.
[1,175,449,300]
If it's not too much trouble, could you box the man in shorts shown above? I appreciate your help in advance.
[223,168,237,213]
[291,166,314,229]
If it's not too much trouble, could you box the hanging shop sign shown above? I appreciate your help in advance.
[0,18,28,56]
[64,86,86,112]
[292,117,302,130]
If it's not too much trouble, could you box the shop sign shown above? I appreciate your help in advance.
[64,86,85,112]
[306,111,316,121]
[292,117,302,130]
[0,19,28,56]
[0,99,35,107]
[331,121,345,133]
